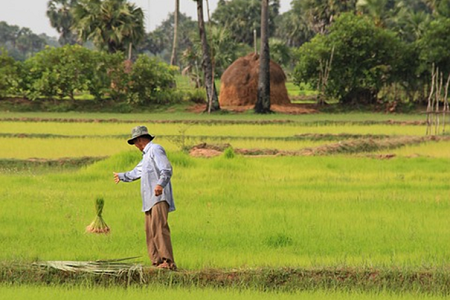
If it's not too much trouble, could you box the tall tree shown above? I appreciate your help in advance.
[46,0,78,45]
[275,10,313,47]
[170,0,179,65]
[0,22,21,49]
[212,0,280,45]
[356,0,396,27]
[194,0,220,112]
[72,0,145,54]
[137,12,197,61]
[255,0,271,113]
[292,0,357,34]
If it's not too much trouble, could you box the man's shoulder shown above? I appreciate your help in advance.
[148,143,167,155]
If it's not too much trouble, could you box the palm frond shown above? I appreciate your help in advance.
[35,257,144,282]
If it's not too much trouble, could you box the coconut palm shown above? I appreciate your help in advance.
[292,0,356,34]
[46,0,78,45]
[394,9,431,41]
[170,0,179,65]
[212,0,280,46]
[193,0,220,112]
[356,0,395,27]
[255,0,271,114]
[71,0,145,54]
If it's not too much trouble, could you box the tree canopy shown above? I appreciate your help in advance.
[71,0,145,53]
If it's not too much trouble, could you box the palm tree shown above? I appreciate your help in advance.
[46,0,78,45]
[294,0,356,33]
[255,0,271,113]
[72,0,145,54]
[356,0,395,27]
[194,0,220,112]
[170,0,179,65]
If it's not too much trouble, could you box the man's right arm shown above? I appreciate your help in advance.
[113,160,143,183]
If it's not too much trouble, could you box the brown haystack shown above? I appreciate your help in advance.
[219,53,290,106]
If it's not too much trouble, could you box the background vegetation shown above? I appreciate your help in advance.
[1,0,450,110]
[1,0,450,298]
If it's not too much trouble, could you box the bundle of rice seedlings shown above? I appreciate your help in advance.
[86,197,110,234]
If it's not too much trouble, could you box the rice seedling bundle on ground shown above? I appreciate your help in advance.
[86,197,110,234]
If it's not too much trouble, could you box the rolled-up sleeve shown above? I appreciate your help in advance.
[118,160,143,182]
[152,145,172,187]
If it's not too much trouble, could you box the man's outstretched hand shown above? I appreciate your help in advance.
[113,172,120,184]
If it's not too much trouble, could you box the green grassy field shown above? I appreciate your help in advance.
[2,153,449,269]
[1,111,450,297]
[1,285,449,300]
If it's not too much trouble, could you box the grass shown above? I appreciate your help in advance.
[1,111,450,296]
[0,118,432,160]
[0,111,429,122]
[1,153,450,270]
[0,121,428,136]
[375,140,450,158]
[0,137,129,159]
[2,285,450,300]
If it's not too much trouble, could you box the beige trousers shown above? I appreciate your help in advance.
[144,201,175,266]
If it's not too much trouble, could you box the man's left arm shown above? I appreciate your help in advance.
[152,145,173,189]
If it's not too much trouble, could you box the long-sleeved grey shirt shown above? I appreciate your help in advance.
[117,142,175,212]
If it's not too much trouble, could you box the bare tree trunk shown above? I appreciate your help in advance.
[426,65,436,135]
[196,0,220,112]
[170,0,179,66]
[255,0,271,114]
[443,74,450,134]
[317,47,334,106]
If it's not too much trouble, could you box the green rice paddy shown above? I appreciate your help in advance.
[1,285,448,300]
[1,111,449,298]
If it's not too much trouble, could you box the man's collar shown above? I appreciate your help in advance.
[142,141,153,154]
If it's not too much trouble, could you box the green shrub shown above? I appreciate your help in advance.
[293,13,408,105]
[0,48,19,98]
[22,45,95,101]
[223,147,236,159]
[185,88,207,103]
[128,55,177,104]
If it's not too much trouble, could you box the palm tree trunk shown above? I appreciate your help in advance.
[196,0,220,112]
[170,0,179,66]
[255,0,271,114]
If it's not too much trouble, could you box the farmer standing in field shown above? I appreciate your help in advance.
[113,125,176,270]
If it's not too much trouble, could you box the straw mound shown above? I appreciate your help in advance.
[219,53,291,106]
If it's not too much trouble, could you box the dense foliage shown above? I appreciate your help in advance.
[0,45,176,104]
[0,22,55,61]
[0,48,19,98]
[71,0,145,53]
[2,0,450,107]
[293,13,408,104]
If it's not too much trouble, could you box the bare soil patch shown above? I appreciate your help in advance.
[188,135,450,158]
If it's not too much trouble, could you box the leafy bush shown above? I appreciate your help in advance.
[128,55,177,104]
[0,48,19,98]
[22,45,94,100]
[185,88,207,103]
[15,46,179,105]
[417,17,450,75]
[293,13,408,105]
